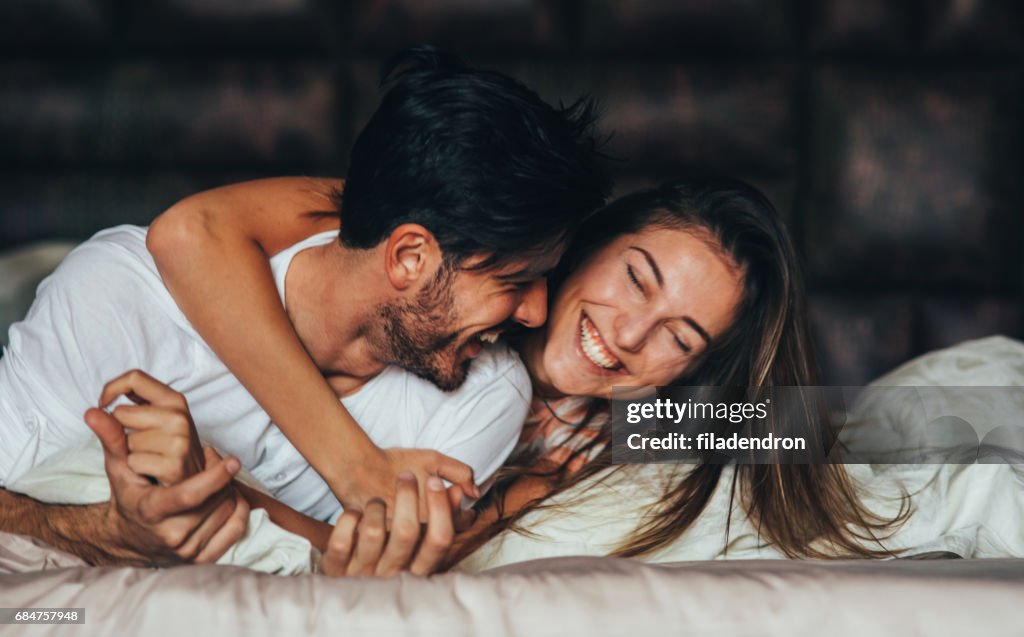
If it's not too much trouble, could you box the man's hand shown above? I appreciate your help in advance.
[99,370,206,485]
[319,472,455,577]
[338,446,480,517]
[84,369,249,565]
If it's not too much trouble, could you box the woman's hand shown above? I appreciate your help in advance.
[336,446,479,517]
[319,472,455,577]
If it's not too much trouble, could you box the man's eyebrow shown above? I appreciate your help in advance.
[495,265,557,281]
[629,246,712,346]
[629,246,663,288]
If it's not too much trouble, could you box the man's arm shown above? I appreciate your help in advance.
[236,471,457,577]
[97,369,458,576]
[0,449,243,567]
[0,370,249,567]
[234,474,458,576]
[0,489,134,566]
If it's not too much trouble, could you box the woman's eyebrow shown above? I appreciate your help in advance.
[685,318,712,347]
[629,246,712,346]
[629,246,663,287]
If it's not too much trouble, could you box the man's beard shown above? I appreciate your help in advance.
[373,262,473,392]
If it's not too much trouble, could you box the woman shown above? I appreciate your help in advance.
[452,179,1024,569]
[147,175,913,568]
[447,178,909,566]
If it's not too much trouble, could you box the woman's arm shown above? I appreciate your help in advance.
[445,473,558,568]
[148,178,373,501]
[235,481,332,552]
[147,178,474,510]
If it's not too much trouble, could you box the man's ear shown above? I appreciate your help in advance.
[383,224,442,291]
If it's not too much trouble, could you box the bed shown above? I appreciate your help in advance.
[2,243,1023,636]
[1,531,1023,636]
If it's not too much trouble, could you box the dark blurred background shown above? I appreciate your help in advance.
[0,0,1022,384]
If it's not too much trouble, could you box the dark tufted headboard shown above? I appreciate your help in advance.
[1,0,1021,383]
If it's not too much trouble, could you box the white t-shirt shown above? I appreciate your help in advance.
[0,226,530,521]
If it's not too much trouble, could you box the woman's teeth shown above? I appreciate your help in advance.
[478,330,501,344]
[580,314,623,371]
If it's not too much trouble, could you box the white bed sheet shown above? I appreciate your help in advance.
[459,336,1024,571]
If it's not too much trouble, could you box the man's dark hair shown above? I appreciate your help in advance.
[336,46,611,270]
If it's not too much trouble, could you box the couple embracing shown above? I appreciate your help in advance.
[0,47,923,575]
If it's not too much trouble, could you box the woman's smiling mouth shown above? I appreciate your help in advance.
[579,312,624,371]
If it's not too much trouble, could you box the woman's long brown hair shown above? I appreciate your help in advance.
[450,178,909,565]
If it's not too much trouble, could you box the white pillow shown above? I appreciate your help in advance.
[458,337,1024,571]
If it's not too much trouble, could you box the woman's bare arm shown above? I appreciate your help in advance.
[147,178,376,501]
[446,474,557,568]
[234,481,332,552]
[147,177,474,511]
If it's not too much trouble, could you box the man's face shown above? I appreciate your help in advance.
[373,251,561,391]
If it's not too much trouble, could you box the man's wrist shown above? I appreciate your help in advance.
[1,489,111,565]
[43,500,147,567]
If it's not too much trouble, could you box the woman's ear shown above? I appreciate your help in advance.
[384,223,441,291]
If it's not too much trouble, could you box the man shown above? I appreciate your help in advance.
[0,47,610,566]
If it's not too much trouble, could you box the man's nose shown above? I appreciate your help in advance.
[512,278,548,328]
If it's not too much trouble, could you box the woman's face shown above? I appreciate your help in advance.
[537,226,745,398]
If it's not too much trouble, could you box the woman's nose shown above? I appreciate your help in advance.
[614,309,657,353]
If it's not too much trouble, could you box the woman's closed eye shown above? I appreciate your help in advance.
[671,331,692,354]
[626,264,645,294]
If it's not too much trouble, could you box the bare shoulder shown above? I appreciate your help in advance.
[150,177,344,256]
[208,176,343,210]
[162,176,340,213]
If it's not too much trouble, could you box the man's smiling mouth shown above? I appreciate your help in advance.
[579,313,624,371]
[478,329,501,344]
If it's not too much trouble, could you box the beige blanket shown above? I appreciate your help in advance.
[1,531,1022,636]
